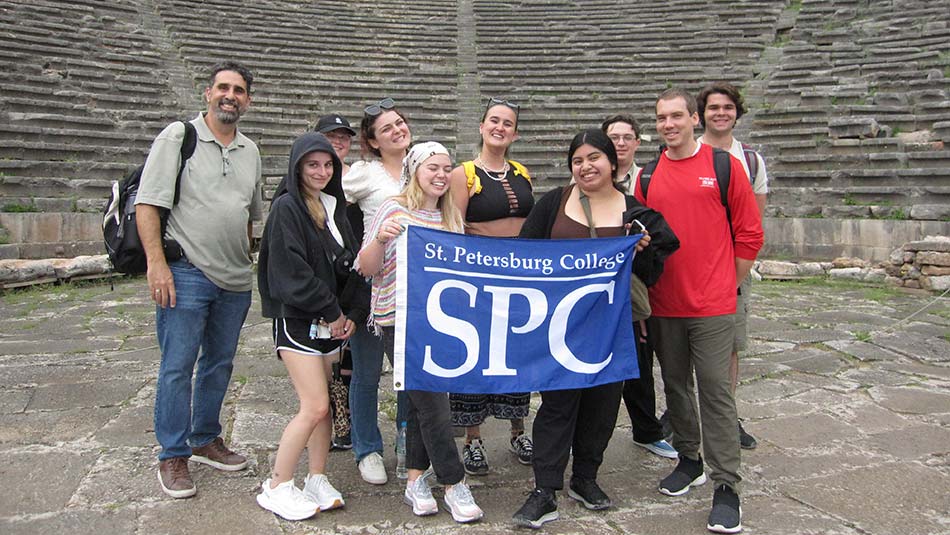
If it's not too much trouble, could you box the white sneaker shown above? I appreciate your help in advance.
[303,473,344,511]
[444,480,483,523]
[404,476,438,516]
[358,452,388,485]
[256,478,318,521]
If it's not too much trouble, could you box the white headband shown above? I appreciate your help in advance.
[401,141,450,189]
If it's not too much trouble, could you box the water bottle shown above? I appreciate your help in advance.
[396,421,408,479]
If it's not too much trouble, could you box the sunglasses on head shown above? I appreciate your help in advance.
[486,97,520,118]
[364,97,395,116]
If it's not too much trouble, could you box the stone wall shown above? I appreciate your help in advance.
[0,0,948,261]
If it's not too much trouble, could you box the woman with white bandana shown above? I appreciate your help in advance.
[358,142,484,523]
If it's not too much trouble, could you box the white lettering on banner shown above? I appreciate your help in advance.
[423,280,479,378]
[549,281,615,374]
[482,286,548,376]
[422,278,618,377]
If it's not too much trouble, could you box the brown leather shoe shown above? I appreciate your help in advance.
[191,437,248,471]
[158,457,196,498]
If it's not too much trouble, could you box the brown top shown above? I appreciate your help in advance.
[551,185,624,239]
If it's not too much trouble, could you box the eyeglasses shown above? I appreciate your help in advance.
[485,97,520,119]
[608,134,639,144]
[364,97,395,116]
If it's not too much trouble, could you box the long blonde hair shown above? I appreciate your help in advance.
[394,170,464,233]
[301,188,327,229]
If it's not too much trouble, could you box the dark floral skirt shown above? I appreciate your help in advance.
[449,392,530,427]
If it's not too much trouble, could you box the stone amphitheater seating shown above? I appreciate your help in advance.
[0,0,947,262]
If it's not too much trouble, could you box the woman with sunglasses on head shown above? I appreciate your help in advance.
[256,132,368,521]
[447,97,535,476]
[341,98,411,486]
[512,129,658,529]
[358,142,484,523]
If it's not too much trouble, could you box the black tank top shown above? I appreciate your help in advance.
[465,163,534,223]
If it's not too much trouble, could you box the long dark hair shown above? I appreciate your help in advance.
[567,129,619,180]
[359,108,410,158]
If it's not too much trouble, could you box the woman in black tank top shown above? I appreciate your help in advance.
[446,98,535,475]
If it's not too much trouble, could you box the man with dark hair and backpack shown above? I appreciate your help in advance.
[697,82,768,450]
[635,88,763,534]
[135,61,262,499]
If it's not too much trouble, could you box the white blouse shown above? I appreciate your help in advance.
[342,160,403,233]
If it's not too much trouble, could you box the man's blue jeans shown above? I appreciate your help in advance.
[154,259,251,461]
[348,324,407,462]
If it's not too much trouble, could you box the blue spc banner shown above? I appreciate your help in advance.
[393,226,640,393]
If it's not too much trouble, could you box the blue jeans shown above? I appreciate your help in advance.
[154,259,251,460]
[348,324,407,462]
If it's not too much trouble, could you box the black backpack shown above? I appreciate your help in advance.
[639,147,735,236]
[103,121,197,274]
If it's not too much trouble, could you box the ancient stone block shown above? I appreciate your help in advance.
[828,116,880,139]
[900,264,921,278]
[0,259,55,284]
[863,268,887,282]
[829,267,865,280]
[757,260,800,278]
[904,235,950,252]
[822,205,870,218]
[884,275,902,286]
[916,251,950,266]
[910,204,950,220]
[921,265,950,276]
[921,275,950,291]
[832,257,867,268]
[934,121,950,143]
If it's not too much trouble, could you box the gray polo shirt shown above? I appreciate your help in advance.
[136,113,262,292]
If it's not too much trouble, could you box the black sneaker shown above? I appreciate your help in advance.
[738,421,757,450]
[659,455,707,496]
[463,439,489,476]
[331,432,352,451]
[568,476,611,510]
[509,434,533,465]
[707,484,742,533]
[660,410,673,442]
[512,488,558,529]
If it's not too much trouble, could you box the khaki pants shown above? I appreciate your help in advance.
[649,315,741,490]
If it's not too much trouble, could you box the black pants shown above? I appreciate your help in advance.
[621,333,664,444]
[532,381,623,490]
[381,327,464,486]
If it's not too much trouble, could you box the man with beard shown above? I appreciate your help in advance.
[136,62,262,498]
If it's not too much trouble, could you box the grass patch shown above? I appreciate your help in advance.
[854,330,871,342]
[1,201,38,213]
[234,374,249,386]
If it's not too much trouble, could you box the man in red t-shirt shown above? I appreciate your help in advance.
[634,88,763,534]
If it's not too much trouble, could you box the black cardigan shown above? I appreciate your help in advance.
[519,185,680,286]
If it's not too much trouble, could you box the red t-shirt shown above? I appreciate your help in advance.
[635,144,764,317]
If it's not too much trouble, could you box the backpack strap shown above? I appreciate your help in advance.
[740,142,758,186]
[173,121,198,206]
[509,159,531,181]
[712,147,734,240]
[638,159,658,201]
[462,160,481,194]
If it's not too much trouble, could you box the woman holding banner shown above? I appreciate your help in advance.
[357,142,484,523]
[342,98,411,485]
[448,97,534,475]
[512,129,652,529]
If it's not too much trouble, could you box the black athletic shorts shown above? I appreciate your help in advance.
[272,318,341,357]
